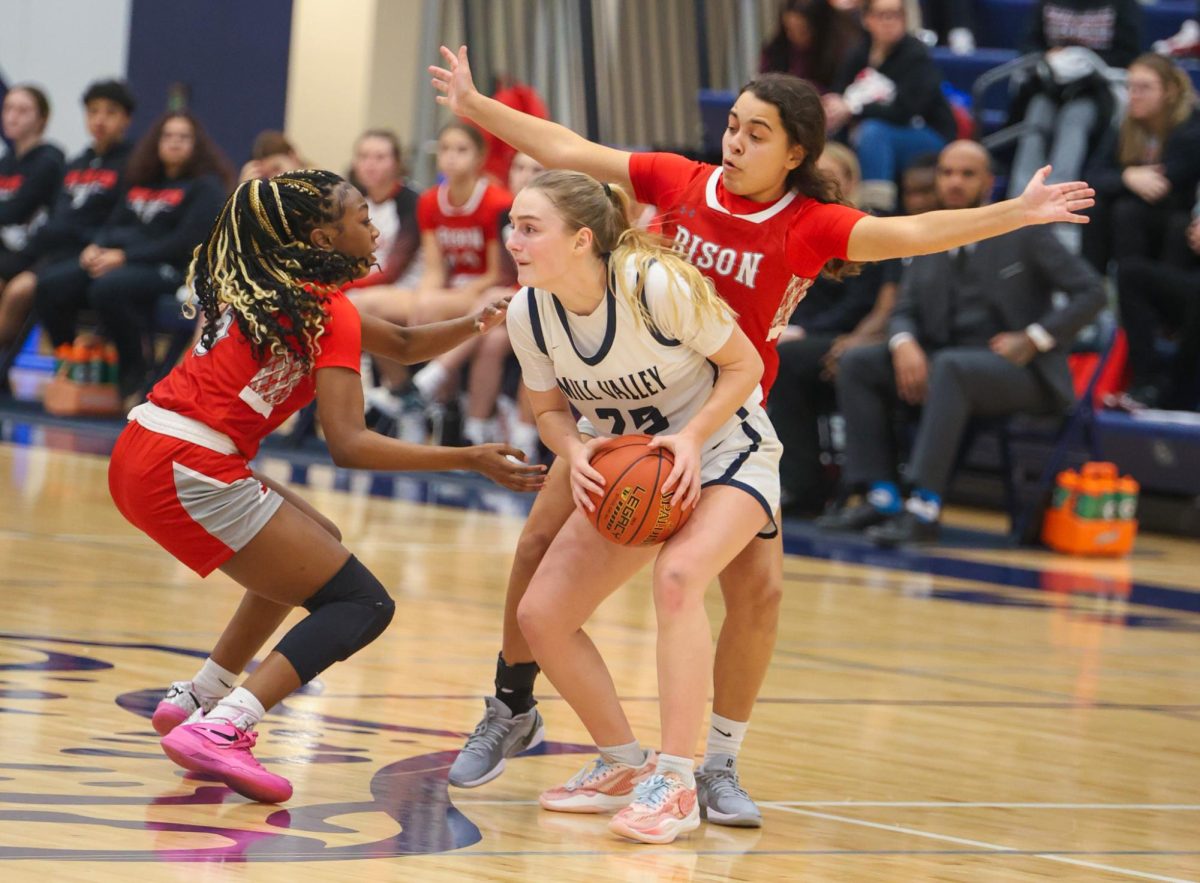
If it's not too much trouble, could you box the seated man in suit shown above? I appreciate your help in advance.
[818,140,1106,545]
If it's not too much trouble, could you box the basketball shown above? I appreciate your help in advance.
[587,434,691,546]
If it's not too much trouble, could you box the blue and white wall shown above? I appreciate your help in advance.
[0,0,293,166]
[0,0,132,156]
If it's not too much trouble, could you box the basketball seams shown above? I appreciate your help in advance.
[625,450,666,546]
[594,453,655,539]
[588,434,653,471]
[588,435,690,546]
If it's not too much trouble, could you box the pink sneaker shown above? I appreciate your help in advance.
[609,772,701,844]
[539,751,658,813]
[152,681,217,736]
[161,720,292,803]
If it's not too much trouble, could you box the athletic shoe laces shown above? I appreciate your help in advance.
[165,682,197,703]
[703,767,750,801]
[462,711,512,757]
[632,773,672,809]
[199,722,257,751]
[565,756,612,790]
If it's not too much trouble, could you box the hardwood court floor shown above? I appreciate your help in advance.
[1,441,1198,882]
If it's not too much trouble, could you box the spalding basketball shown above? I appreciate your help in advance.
[588,434,692,546]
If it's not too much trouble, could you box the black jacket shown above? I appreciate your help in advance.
[834,34,958,142]
[28,140,132,258]
[94,173,225,268]
[1024,0,1142,68]
[889,227,1106,407]
[0,142,65,231]
[790,259,901,335]
[1086,110,1200,211]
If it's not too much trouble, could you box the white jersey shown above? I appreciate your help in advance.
[507,258,763,448]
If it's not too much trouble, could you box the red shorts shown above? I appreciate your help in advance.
[108,422,283,576]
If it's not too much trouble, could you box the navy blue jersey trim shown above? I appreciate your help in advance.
[710,408,760,483]
[526,287,548,356]
[698,477,778,539]
[637,262,681,348]
[552,286,617,366]
[701,408,775,536]
[640,288,682,347]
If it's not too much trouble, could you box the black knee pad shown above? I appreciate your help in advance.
[273,555,395,684]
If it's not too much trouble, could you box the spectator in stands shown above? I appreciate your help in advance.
[34,111,232,401]
[824,0,957,213]
[344,129,422,292]
[920,0,975,55]
[409,151,547,451]
[1116,198,1200,409]
[0,85,64,294]
[1006,0,1142,199]
[900,151,939,214]
[359,123,510,444]
[405,124,511,426]
[343,128,427,434]
[759,0,863,93]
[1084,53,1200,271]
[772,142,902,515]
[346,130,427,434]
[0,80,134,355]
[817,140,1105,545]
[238,130,303,183]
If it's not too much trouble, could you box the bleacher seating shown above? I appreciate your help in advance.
[700,0,1198,153]
[973,0,1195,52]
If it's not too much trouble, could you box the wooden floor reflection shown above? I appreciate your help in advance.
[1,443,1197,882]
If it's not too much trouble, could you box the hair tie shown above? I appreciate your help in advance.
[602,182,613,198]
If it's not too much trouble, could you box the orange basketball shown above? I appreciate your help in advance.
[587,434,692,546]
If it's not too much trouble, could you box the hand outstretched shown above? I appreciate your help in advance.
[429,45,479,116]
[1019,165,1095,225]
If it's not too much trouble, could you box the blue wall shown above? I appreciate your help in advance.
[125,0,293,166]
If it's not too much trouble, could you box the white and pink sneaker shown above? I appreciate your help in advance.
[152,681,218,736]
[161,720,292,803]
[539,751,658,813]
[609,772,701,844]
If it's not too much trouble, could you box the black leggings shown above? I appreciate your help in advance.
[35,259,181,394]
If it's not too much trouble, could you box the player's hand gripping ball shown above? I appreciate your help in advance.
[587,434,692,546]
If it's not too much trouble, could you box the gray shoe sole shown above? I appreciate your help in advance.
[448,723,546,789]
[700,803,763,828]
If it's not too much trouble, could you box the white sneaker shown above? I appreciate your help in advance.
[948,27,975,55]
[1154,20,1200,57]
[152,681,219,736]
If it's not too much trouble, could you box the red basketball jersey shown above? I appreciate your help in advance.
[149,290,361,459]
[628,152,865,399]
[416,179,512,284]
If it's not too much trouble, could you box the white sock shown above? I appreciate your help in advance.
[206,686,266,731]
[463,416,495,445]
[598,740,646,768]
[704,713,748,762]
[412,361,448,401]
[510,421,540,462]
[192,658,237,702]
[656,753,696,788]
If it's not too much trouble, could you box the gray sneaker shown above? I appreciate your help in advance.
[448,696,545,788]
[696,755,763,827]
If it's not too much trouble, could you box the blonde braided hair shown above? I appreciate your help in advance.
[185,169,369,370]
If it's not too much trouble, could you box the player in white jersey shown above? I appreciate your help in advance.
[504,170,781,844]
[511,272,779,523]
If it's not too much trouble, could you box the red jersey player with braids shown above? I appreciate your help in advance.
[108,170,544,803]
[431,45,1095,825]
